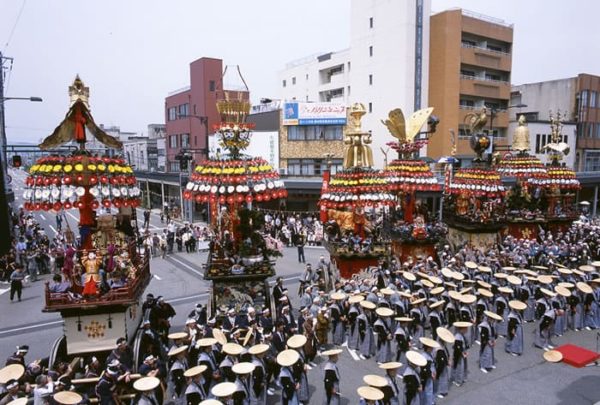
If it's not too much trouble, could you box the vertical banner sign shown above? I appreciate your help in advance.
[320,169,330,222]
[444,164,453,195]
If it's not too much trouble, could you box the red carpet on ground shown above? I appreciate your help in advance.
[555,344,600,368]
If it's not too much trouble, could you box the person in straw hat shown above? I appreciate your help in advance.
[434,327,454,399]
[0,378,26,405]
[403,350,425,405]
[287,335,310,404]
[183,365,209,405]
[580,282,597,330]
[374,308,394,364]
[591,278,600,328]
[552,285,569,337]
[379,362,402,405]
[419,338,439,405]
[132,376,160,405]
[506,300,526,356]
[494,289,510,338]
[347,297,362,351]
[458,295,476,346]
[248,344,269,404]
[211,381,236,404]
[167,345,189,404]
[451,322,471,387]
[534,292,561,351]
[393,317,412,365]
[220,343,243,383]
[277,349,300,405]
[321,349,342,405]
[478,311,500,373]
[567,284,584,332]
[329,292,347,346]
[197,338,220,393]
[357,385,384,405]
[409,298,426,348]
[428,300,445,341]
[232,362,256,404]
[358,301,377,360]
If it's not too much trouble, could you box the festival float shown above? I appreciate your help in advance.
[319,103,394,279]
[380,107,445,262]
[495,115,548,239]
[183,68,285,317]
[526,111,580,233]
[22,77,151,375]
[444,108,507,248]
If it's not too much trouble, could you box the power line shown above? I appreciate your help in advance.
[3,0,27,51]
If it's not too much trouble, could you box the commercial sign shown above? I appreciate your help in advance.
[283,102,346,126]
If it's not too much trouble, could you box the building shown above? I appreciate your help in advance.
[279,0,431,167]
[428,8,513,163]
[511,74,600,171]
[147,123,166,140]
[164,57,224,173]
[123,136,158,172]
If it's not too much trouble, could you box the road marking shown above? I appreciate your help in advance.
[49,225,58,235]
[0,287,9,296]
[153,274,162,280]
[347,347,361,361]
[39,214,46,220]
[66,211,79,222]
[166,256,204,277]
[167,292,209,304]
[0,320,63,336]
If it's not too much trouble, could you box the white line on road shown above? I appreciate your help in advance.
[347,347,360,361]
[0,320,63,336]
[39,214,46,220]
[49,225,58,235]
[166,256,204,277]
[167,292,209,305]
[66,211,79,222]
[0,287,9,296]
[153,274,162,280]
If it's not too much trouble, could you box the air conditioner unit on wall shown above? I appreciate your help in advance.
[278,168,288,175]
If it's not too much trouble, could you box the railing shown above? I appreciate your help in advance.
[460,9,513,28]
[460,74,510,85]
[460,42,511,56]
[167,85,191,96]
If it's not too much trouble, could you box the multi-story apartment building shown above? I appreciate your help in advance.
[279,0,431,167]
[428,9,513,163]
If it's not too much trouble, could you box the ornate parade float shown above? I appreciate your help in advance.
[443,108,507,248]
[23,77,150,370]
[495,115,549,239]
[526,111,580,233]
[380,107,444,261]
[319,103,395,278]
[183,69,286,317]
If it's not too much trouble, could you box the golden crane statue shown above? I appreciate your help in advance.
[463,106,488,134]
[39,75,122,150]
[381,107,434,143]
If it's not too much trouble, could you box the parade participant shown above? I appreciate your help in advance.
[419,338,439,405]
[138,355,161,378]
[428,300,445,341]
[578,282,597,330]
[374,308,394,364]
[248,344,269,404]
[301,312,317,367]
[358,301,376,360]
[357,385,385,405]
[592,278,600,328]
[379,362,402,405]
[495,287,512,337]
[506,300,526,356]
[132,376,160,405]
[220,343,243,383]
[232,362,256,405]
[434,327,454,399]
[279,305,297,337]
[451,322,471,387]
[347,296,363,351]
[287,335,309,403]
[475,288,492,329]
[106,338,133,372]
[409,298,426,347]
[315,308,330,351]
[0,378,27,405]
[196,338,219,393]
[322,349,342,405]
[167,345,189,404]
[479,311,501,373]
[393,317,411,365]
[277,350,300,405]
[535,289,559,350]
[5,347,28,367]
[184,365,209,405]
[553,286,570,336]
[403,351,425,405]
[458,294,477,345]
[211,382,236,405]
[184,318,203,365]
[53,390,84,405]
[95,367,119,405]
[330,293,347,346]
[9,265,25,302]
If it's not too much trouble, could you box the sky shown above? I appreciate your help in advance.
[1,0,599,144]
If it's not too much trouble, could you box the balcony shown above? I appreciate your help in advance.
[461,45,511,72]
[460,75,510,100]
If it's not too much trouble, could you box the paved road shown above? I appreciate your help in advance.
[5,168,600,404]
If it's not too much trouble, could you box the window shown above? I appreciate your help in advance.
[181,133,190,148]
[461,39,477,47]
[306,73,309,80]
[459,99,475,108]
[169,135,178,148]
[580,90,589,107]
[287,158,344,176]
[209,80,216,92]
[169,162,180,172]
[347,86,351,97]
[460,69,475,77]
[369,17,373,28]
[368,102,373,113]
[167,107,177,121]
[347,61,351,72]
[535,134,541,154]
[282,79,286,87]
[369,74,373,85]
[487,44,504,53]
[287,125,344,141]
[178,103,189,118]
[369,46,373,57]
[590,91,597,108]
[292,77,296,85]
[485,73,501,81]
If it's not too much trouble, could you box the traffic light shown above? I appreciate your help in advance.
[12,155,22,168]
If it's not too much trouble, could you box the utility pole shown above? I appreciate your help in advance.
[0,52,14,255]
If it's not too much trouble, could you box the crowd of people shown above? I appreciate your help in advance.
[261,211,324,249]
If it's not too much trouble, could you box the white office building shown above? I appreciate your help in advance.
[279,0,431,168]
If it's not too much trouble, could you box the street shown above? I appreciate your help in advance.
[4,168,600,404]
